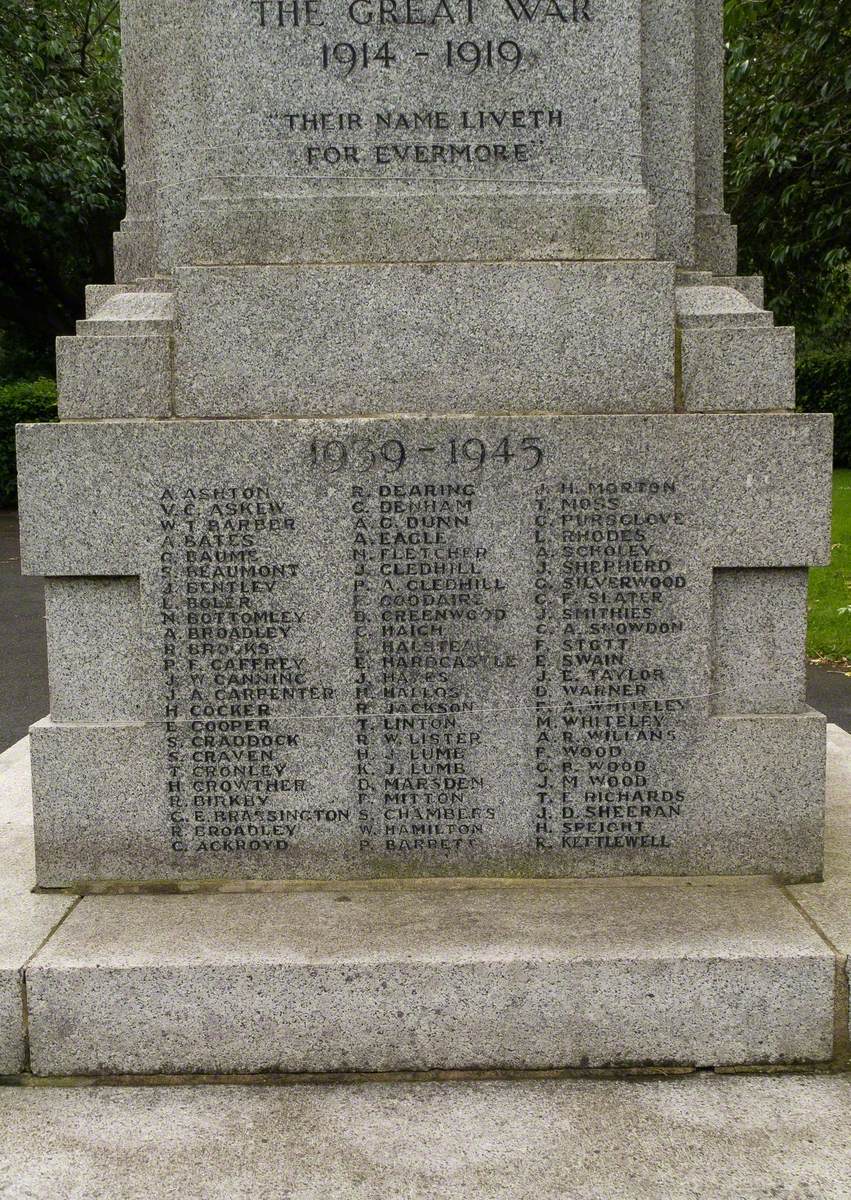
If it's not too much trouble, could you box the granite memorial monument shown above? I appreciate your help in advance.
[17,0,832,892]
[5,0,843,1081]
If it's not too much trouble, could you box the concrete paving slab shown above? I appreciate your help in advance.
[819,725,851,879]
[0,1074,849,1199]
[0,734,30,797]
[824,805,851,881]
[792,725,851,938]
[0,737,76,1073]
[791,723,851,1043]
[809,661,851,735]
[790,881,851,957]
[26,881,834,1076]
[827,724,851,810]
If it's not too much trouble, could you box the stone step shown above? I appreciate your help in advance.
[2,1074,851,1199]
[5,729,850,1080]
[25,879,835,1077]
[0,736,75,1074]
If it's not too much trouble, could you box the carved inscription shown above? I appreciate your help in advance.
[158,485,341,857]
[153,429,696,875]
[352,477,510,858]
[206,0,641,186]
[532,480,688,852]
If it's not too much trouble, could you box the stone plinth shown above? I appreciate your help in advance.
[17,413,831,886]
[3,728,850,1078]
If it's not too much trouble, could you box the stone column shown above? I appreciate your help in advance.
[694,0,738,273]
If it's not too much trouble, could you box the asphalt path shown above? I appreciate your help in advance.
[0,510,48,752]
[1,510,849,751]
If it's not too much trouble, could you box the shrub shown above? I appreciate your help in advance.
[796,349,851,467]
[724,0,851,336]
[0,2,124,366]
[0,377,58,507]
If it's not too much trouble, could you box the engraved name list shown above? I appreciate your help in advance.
[152,425,694,878]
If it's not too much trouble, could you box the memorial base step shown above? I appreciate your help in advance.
[21,879,838,1077]
[5,731,850,1080]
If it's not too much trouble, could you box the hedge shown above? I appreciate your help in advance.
[0,378,58,508]
[797,348,851,467]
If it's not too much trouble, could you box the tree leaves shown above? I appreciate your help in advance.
[724,0,851,341]
[0,0,124,371]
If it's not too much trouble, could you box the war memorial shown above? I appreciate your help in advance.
[1,0,847,1087]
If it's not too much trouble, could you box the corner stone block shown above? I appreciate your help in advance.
[56,334,172,419]
[113,218,154,284]
[84,283,142,317]
[681,326,795,412]
[694,212,738,276]
[712,570,809,715]
[44,578,156,723]
[676,285,772,328]
[713,276,765,308]
[29,720,164,890]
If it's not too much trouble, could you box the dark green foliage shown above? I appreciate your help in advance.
[797,349,851,467]
[724,0,851,338]
[0,378,57,507]
[0,1,124,374]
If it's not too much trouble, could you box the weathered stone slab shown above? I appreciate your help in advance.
[174,262,675,417]
[3,1075,851,1199]
[16,413,831,884]
[711,570,807,715]
[44,579,157,723]
[16,414,833,576]
[8,1075,851,1195]
[113,0,741,274]
[188,190,658,269]
[0,738,75,1074]
[25,881,835,1075]
[26,710,827,885]
[203,0,647,194]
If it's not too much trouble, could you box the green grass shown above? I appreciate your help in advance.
[808,468,851,663]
